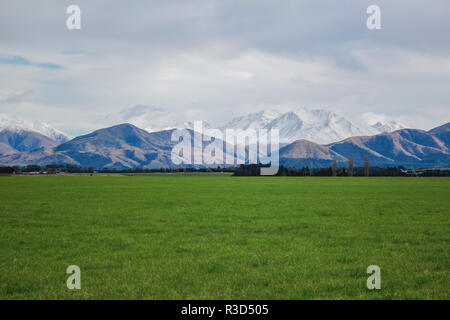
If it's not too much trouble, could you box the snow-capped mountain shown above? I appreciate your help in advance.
[113,106,406,144]
[271,108,371,144]
[220,110,281,130]
[219,108,374,144]
[360,112,406,134]
[369,120,406,133]
[0,113,71,143]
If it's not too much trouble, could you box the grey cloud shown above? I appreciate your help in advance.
[120,105,166,120]
[0,0,448,133]
[0,90,32,104]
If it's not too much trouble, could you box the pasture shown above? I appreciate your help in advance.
[0,176,448,299]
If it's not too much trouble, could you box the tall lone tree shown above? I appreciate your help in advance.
[348,155,354,177]
[364,155,370,177]
[332,159,337,177]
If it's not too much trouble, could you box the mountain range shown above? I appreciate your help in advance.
[0,121,448,169]
[0,111,447,169]
[115,107,406,144]
[220,108,384,144]
[0,108,404,149]
[280,123,450,168]
[0,114,71,156]
[0,124,186,169]
[0,123,244,169]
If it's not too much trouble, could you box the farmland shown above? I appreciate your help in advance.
[0,176,448,299]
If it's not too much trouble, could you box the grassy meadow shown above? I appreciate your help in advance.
[0,175,448,299]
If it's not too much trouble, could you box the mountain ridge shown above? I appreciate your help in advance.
[0,123,240,169]
[112,107,407,144]
[0,119,448,169]
[220,108,401,144]
[280,125,450,168]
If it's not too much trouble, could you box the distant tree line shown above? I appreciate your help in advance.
[1,162,449,176]
[96,166,236,174]
[0,164,96,174]
[232,164,450,177]
[0,164,236,174]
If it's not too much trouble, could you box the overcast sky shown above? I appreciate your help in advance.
[0,0,449,136]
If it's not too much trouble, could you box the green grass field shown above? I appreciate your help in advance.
[0,176,448,299]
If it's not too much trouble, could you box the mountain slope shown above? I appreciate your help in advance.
[279,139,347,168]
[280,139,346,161]
[428,122,450,148]
[0,129,60,156]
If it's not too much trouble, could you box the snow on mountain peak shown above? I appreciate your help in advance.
[360,112,406,134]
[116,106,404,144]
[123,106,406,144]
[220,109,281,131]
[221,107,373,144]
[370,120,405,133]
[0,113,71,143]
